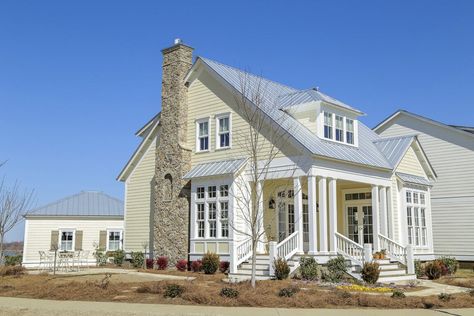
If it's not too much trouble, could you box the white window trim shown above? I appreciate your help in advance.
[403,187,429,249]
[59,229,75,251]
[215,113,232,150]
[106,229,123,251]
[320,110,358,147]
[195,117,211,153]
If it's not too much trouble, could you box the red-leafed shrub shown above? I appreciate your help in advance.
[176,259,188,271]
[146,258,154,269]
[191,260,203,272]
[219,261,230,273]
[156,256,168,270]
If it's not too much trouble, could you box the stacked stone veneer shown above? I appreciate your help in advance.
[154,43,194,265]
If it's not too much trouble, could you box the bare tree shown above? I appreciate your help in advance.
[0,178,34,265]
[229,72,301,288]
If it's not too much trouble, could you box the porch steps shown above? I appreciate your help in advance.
[228,254,298,282]
[375,259,416,283]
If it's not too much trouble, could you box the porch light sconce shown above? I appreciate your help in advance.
[268,197,275,209]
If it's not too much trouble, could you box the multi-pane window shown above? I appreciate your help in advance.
[208,202,217,238]
[197,187,205,199]
[335,115,344,141]
[406,189,428,247]
[197,203,205,237]
[208,186,217,198]
[217,116,230,148]
[108,231,122,251]
[60,231,74,251]
[220,201,229,237]
[346,119,354,144]
[288,204,295,234]
[197,120,209,151]
[324,112,333,139]
[220,185,228,197]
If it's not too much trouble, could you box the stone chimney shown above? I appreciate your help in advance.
[154,39,194,264]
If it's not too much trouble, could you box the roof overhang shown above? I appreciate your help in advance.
[396,172,432,187]
[183,158,248,180]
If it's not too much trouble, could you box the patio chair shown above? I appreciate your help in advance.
[72,251,81,272]
[38,251,48,272]
[80,250,90,269]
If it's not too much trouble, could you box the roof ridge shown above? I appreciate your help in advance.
[373,134,417,143]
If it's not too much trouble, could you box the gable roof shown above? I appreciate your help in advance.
[373,135,416,168]
[25,191,124,217]
[193,57,393,170]
[374,110,474,139]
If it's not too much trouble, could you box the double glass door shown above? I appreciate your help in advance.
[277,199,309,252]
[347,205,373,245]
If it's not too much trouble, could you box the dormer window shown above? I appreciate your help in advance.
[324,112,333,139]
[335,115,344,142]
[346,118,354,145]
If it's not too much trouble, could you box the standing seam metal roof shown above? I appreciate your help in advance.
[396,172,431,186]
[373,135,416,168]
[26,191,124,217]
[199,57,393,169]
[183,158,247,179]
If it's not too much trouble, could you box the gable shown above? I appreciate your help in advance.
[395,144,427,178]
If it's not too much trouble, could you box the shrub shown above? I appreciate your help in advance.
[202,252,220,274]
[175,259,188,271]
[93,248,107,266]
[438,257,458,275]
[0,266,26,277]
[146,258,154,269]
[131,251,144,268]
[278,287,299,297]
[4,255,22,266]
[414,259,424,278]
[111,250,125,266]
[163,284,184,298]
[156,256,168,270]
[425,260,443,280]
[219,261,230,273]
[191,260,203,272]
[438,292,451,301]
[299,256,319,280]
[391,289,406,298]
[361,262,380,284]
[220,287,239,298]
[273,257,290,280]
[324,255,347,282]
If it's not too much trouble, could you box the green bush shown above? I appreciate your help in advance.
[415,259,424,278]
[201,252,220,274]
[324,255,347,282]
[111,250,125,266]
[4,255,22,266]
[299,256,319,280]
[438,292,451,301]
[425,260,443,280]
[391,289,406,298]
[220,287,239,298]
[164,284,184,298]
[361,262,380,284]
[438,257,458,275]
[278,287,299,297]
[131,251,144,268]
[93,248,107,266]
[273,257,290,280]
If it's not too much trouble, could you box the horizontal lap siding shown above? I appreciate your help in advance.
[378,117,474,259]
[124,137,156,252]
[396,146,427,178]
[23,218,123,264]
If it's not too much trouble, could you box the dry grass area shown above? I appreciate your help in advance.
[435,268,474,289]
[1,271,474,309]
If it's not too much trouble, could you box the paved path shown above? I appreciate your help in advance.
[395,279,471,297]
[0,297,473,316]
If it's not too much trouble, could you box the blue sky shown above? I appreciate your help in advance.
[1,1,473,241]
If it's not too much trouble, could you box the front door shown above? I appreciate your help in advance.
[347,205,373,245]
[277,190,309,252]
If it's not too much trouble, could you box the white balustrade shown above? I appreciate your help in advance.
[235,238,253,266]
[276,231,299,261]
[335,232,364,266]
[378,234,407,265]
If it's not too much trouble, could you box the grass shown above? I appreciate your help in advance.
[435,268,474,289]
[1,272,474,309]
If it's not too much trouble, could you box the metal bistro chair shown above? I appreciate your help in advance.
[72,251,81,272]
[80,250,90,270]
[58,251,73,272]
[38,251,49,272]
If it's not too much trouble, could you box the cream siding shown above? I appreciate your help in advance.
[22,217,123,267]
[187,72,299,166]
[396,145,427,177]
[124,136,157,253]
[377,115,474,260]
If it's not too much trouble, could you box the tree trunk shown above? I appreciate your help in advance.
[251,239,257,288]
[0,233,4,266]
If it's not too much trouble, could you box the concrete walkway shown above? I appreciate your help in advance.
[0,297,473,316]
[395,279,471,297]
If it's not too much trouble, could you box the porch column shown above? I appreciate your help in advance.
[318,176,328,253]
[386,187,394,239]
[371,185,380,252]
[256,180,265,253]
[379,186,387,236]
[293,176,304,253]
[328,178,337,254]
[307,175,318,255]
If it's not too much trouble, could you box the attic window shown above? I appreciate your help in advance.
[322,111,357,146]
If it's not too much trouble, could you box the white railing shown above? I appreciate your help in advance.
[335,232,364,266]
[378,234,406,265]
[276,231,299,261]
[235,238,253,266]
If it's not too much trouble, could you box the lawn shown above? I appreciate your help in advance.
[1,267,474,309]
[435,268,474,289]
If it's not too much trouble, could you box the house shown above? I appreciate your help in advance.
[374,110,474,262]
[22,191,124,268]
[118,40,436,281]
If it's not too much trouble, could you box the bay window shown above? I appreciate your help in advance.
[197,203,205,237]
[194,184,230,239]
[220,201,229,237]
[406,189,427,247]
[208,202,217,237]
